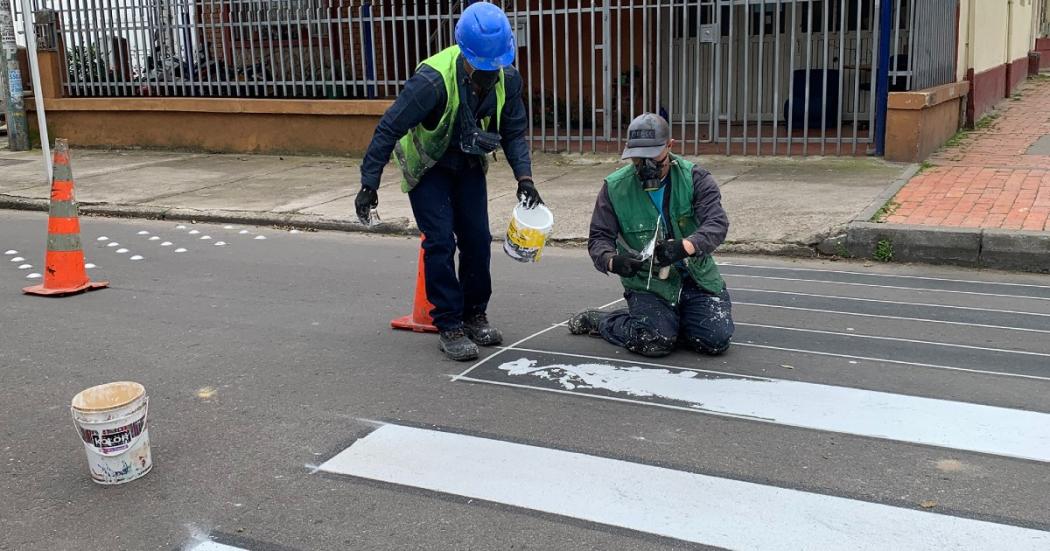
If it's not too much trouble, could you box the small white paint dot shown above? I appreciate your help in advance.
[3,250,17,255]
[200,235,212,240]
[85,263,97,269]
[107,242,120,248]
[214,241,227,246]
[160,242,173,247]
[174,248,188,253]
[176,225,187,229]
[188,230,201,235]
[289,229,301,234]
[149,236,160,241]
[849,361,858,364]
[846,328,855,332]
[116,248,129,254]
[254,235,267,240]
[130,255,144,261]
[239,230,250,234]
[137,231,150,235]
[224,225,235,229]
[96,237,108,242]
[10,257,25,262]
[26,273,41,279]
[18,264,31,270]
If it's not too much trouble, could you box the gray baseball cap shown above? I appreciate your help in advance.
[621,113,671,159]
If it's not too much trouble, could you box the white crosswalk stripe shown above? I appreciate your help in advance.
[320,424,1050,550]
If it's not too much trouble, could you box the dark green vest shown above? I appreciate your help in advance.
[606,154,726,305]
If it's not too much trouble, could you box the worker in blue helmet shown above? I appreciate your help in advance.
[357,1,541,362]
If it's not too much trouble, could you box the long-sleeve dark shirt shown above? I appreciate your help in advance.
[587,165,729,274]
[360,57,532,190]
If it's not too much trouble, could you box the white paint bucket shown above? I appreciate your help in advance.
[70,381,153,485]
[503,204,554,263]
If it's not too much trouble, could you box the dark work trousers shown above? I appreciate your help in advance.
[599,278,734,357]
[408,163,492,332]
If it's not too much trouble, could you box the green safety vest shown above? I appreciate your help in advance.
[605,154,726,305]
[393,45,506,192]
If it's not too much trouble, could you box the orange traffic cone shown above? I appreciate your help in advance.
[390,235,438,333]
[23,139,108,297]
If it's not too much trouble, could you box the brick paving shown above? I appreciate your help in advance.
[885,77,1050,232]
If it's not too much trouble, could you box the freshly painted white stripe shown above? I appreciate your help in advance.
[321,424,1050,550]
[450,298,626,382]
[735,301,1050,335]
[730,342,1050,382]
[738,322,1050,358]
[721,261,1050,290]
[189,542,248,551]
[735,287,1050,318]
[482,355,1050,462]
[726,274,1050,302]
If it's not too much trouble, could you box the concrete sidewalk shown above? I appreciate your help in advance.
[0,143,906,255]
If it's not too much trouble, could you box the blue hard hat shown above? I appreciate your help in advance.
[455,2,516,71]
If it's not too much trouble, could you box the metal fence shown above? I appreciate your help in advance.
[16,0,959,155]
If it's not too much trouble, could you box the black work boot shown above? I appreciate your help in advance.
[568,310,607,336]
[439,328,480,361]
[464,313,503,346]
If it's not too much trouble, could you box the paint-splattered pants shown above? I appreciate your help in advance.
[599,279,734,357]
[408,164,492,332]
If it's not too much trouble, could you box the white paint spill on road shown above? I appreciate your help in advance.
[214,242,227,246]
[493,358,1050,462]
[17,264,31,270]
[96,237,108,242]
[254,235,267,240]
[161,242,173,247]
[116,249,129,254]
[188,230,201,235]
[320,424,1050,550]
[239,230,250,234]
[200,235,212,240]
[188,542,249,551]
[223,225,235,229]
[10,257,25,262]
[137,231,150,235]
[130,255,144,261]
[174,248,187,253]
[289,229,301,234]
[4,250,16,255]
[149,236,161,241]
[176,224,187,229]
[106,242,119,248]
[85,263,97,269]
[26,273,41,279]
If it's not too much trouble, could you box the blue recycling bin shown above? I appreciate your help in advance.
[783,69,841,130]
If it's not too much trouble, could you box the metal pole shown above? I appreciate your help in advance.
[19,0,50,180]
[1,0,29,150]
[874,0,890,156]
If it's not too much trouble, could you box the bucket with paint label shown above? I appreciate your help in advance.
[503,204,554,263]
[70,381,153,485]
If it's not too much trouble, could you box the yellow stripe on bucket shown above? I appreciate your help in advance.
[504,204,554,263]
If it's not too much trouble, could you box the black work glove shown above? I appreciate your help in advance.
[654,239,690,267]
[516,178,544,209]
[609,254,645,277]
[355,186,378,225]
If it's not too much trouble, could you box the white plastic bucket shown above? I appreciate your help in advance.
[503,204,554,263]
[71,381,153,485]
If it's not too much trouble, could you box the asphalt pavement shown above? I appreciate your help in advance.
[1,210,1049,550]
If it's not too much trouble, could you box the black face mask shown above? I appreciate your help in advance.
[470,70,500,93]
[635,156,668,191]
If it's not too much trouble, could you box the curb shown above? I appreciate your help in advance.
[821,163,1050,273]
[841,222,1050,273]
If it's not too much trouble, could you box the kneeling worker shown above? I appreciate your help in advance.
[567,113,734,357]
